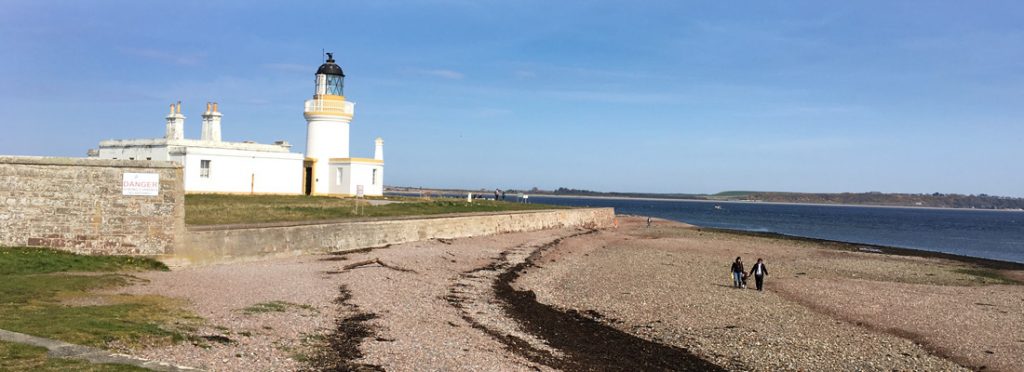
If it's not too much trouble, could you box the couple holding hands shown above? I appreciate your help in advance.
[730,257,768,291]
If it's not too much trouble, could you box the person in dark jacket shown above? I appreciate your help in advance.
[730,257,744,288]
[749,258,768,291]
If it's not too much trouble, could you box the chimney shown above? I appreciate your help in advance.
[374,137,384,161]
[165,101,185,140]
[201,102,222,142]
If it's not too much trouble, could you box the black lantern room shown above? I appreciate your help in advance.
[316,52,345,96]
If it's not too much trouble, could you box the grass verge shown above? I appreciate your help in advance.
[0,341,148,372]
[0,246,200,369]
[242,300,316,314]
[185,194,565,225]
[953,268,1021,285]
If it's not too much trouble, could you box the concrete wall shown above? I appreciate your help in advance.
[173,207,615,265]
[0,156,184,255]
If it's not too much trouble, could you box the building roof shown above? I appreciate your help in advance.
[98,138,294,153]
[316,53,345,76]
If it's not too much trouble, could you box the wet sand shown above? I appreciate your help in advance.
[122,216,1023,371]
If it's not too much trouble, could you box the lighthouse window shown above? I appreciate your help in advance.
[200,160,211,178]
[372,169,378,185]
[326,75,344,96]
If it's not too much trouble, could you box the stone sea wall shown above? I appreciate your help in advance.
[0,156,185,255]
[0,155,614,263]
[174,208,615,265]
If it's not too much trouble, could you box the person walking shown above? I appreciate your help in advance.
[730,257,745,288]
[749,258,768,291]
[646,216,652,228]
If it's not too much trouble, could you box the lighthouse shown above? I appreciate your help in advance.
[303,53,384,196]
[92,51,383,196]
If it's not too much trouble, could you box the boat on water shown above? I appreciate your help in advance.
[714,205,722,210]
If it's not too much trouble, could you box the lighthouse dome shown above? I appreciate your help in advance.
[316,53,345,77]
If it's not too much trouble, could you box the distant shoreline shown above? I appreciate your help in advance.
[523,193,1024,212]
[386,189,1024,212]
[695,225,1024,269]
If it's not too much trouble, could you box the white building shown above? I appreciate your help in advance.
[94,53,384,196]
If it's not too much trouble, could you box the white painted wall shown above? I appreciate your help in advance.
[351,163,383,196]
[305,112,351,195]
[181,147,302,194]
[327,161,383,196]
[98,142,302,194]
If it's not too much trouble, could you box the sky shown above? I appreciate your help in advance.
[1,1,1023,197]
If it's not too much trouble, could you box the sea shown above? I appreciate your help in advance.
[525,196,1024,264]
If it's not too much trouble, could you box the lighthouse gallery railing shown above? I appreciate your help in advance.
[304,99,355,115]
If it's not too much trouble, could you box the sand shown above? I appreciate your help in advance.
[118,216,1023,371]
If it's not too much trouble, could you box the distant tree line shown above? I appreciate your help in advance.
[742,192,1024,210]
[537,187,1024,210]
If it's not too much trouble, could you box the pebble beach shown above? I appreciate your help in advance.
[119,216,1023,371]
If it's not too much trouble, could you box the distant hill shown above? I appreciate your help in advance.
[540,188,1024,210]
[731,191,1024,210]
[386,186,1024,210]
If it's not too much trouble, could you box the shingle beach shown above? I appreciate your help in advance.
[119,216,1023,371]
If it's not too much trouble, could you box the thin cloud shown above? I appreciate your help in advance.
[118,47,204,66]
[262,63,310,73]
[538,89,689,104]
[514,70,536,79]
[411,68,464,80]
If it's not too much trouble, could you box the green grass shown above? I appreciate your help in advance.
[185,194,566,225]
[0,247,199,354]
[242,300,316,314]
[0,341,149,372]
[953,268,1021,285]
[0,247,167,275]
[0,273,132,305]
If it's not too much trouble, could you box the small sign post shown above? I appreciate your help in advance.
[123,173,160,196]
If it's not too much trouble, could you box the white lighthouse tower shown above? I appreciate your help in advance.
[303,53,384,196]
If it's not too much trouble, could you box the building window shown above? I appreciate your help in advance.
[146,157,152,160]
[336,167,344,185]
[372,169,378,185]
[200,160,211,178]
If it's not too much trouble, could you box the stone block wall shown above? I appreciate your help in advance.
[174,208,615,265]
[0,156,185,255]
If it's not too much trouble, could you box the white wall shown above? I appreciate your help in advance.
[180,147,303,194]
[97,146,171,161]
[327,161,382,196]
[306,116,351,195]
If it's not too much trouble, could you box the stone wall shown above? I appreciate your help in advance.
[0,156,184,255]
[173,208,615,265]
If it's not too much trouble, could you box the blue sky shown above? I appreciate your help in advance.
[2,1,1023,196]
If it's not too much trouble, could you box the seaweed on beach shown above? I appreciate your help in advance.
[456,230,725,371]
[300,285,383,372]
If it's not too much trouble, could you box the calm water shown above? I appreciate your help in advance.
[527,196,1024,264]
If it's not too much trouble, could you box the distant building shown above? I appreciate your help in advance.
[93,53,384,196]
